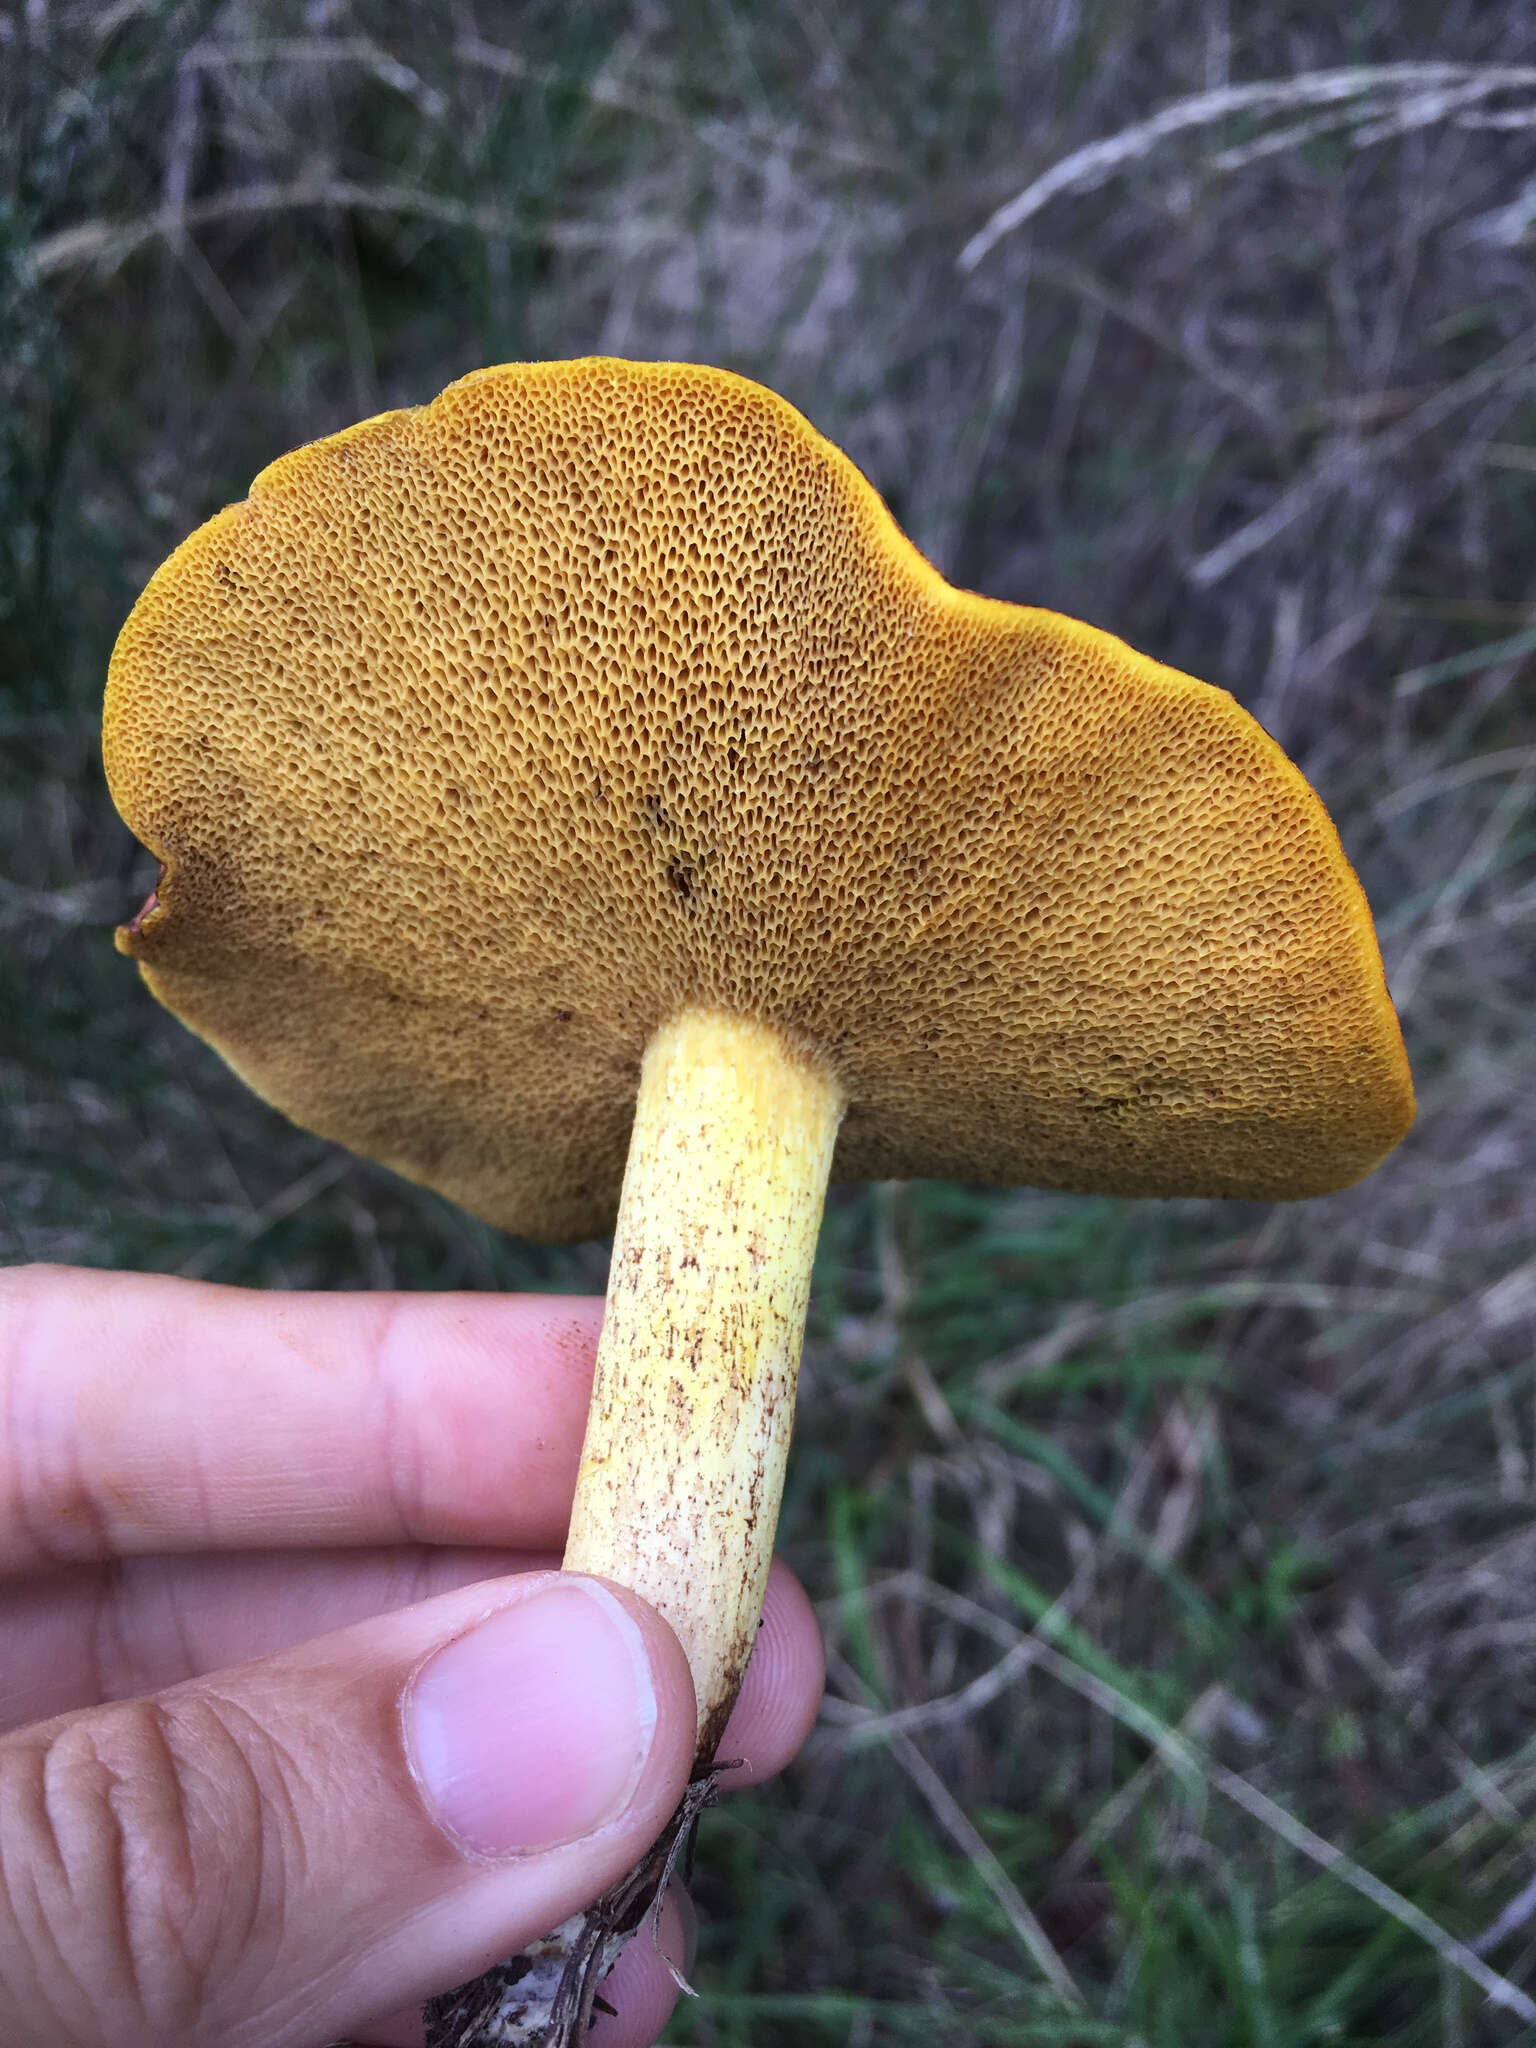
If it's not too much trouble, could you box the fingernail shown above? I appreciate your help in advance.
[406,1579,658,1856]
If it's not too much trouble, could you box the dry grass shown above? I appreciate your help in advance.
[3,1,1536,2039]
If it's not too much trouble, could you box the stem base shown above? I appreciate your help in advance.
[421,1776,717,2048]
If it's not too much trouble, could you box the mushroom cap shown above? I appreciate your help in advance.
[105,358,1412,1240]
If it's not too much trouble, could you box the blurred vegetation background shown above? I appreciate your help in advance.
[4,2,1536,2041]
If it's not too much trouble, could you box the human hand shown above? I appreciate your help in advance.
[0,1265,825,2048]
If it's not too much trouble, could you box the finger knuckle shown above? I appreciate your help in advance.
[0,1692,296,2041]
[0,1268,117,1569]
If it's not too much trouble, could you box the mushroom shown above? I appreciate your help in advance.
[103,357,1413,2044]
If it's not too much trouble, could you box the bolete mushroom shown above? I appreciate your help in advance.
[103,357,1413,2045]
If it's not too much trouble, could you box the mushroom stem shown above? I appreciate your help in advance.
[423,1010,842,2048]
[567,1005,844,1753]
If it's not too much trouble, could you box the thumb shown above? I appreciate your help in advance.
[0,1573,696,2048]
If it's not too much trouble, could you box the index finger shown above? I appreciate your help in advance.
[0,1265,603,1574]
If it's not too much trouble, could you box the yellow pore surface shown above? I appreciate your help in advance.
[105,358,1413,1239]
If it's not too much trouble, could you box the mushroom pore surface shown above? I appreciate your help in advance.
[105,358,1413,1238]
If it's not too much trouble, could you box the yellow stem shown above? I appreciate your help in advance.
[562,1008,844,1753]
